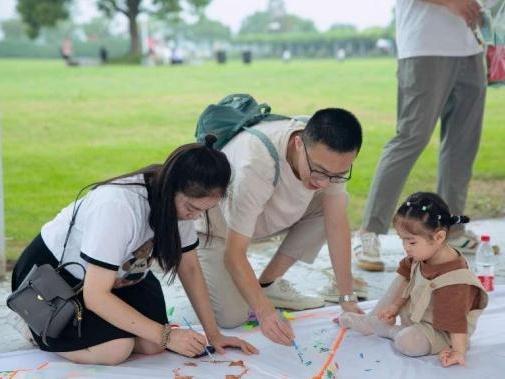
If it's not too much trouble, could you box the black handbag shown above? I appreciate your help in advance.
[7,198,86,346]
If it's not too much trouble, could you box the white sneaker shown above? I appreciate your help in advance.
[353,232,385,272]
[263,278,325,310]
[319,276,368,303]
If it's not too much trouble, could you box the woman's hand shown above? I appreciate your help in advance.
[208,333,259,355]
[439,348,466,367]
[166,328,207,357]
[446,0,481,29]
[257,307,294,345]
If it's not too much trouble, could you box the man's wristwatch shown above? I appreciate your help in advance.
[338,293,358,303]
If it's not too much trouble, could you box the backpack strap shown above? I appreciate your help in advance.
[242,126,280,187]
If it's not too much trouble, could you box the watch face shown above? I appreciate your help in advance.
[340,294,357,302]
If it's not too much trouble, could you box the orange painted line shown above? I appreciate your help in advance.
[36,362,49,370]
[312,327,347,379]
[6,361,49,379]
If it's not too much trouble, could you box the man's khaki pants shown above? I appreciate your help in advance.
[197,193,326,328]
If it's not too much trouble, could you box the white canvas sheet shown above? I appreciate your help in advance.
[1,286,505,378]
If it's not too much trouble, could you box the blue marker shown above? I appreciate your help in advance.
[292,340,311,366]
[182,317,216,362]
[292,340,304,364]
[279,310,309,366]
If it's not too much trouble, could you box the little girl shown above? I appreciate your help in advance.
[339,192,488,367]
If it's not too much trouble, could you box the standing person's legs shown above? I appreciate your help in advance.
[357,57,458,269]
[363,57,458,233]
[438,53,486,241]
[196,236,250,328]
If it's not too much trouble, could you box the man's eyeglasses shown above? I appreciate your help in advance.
[301,138,352,184]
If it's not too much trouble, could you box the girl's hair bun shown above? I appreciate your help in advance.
[204,134,218,149]
[449,215,470,226]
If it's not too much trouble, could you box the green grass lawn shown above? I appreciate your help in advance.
[1,58,504,261]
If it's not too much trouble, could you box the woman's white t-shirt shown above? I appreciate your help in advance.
[41,174,198,287]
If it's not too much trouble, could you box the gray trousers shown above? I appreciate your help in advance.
[362,54,487,234]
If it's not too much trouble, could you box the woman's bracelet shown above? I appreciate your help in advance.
[160,323,173,348]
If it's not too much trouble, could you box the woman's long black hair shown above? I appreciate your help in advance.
[90,135,231,283]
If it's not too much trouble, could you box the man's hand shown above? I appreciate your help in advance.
[439,348,466,367]
[340,301,364,314]
[445,0,481,29]
[257,306,294,345]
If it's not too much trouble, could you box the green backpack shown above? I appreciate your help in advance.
[195,94,290,186]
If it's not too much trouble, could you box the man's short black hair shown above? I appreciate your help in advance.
[303,108,362,153]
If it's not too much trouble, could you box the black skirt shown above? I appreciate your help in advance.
[11,234,168,352]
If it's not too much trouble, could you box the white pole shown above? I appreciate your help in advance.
[0,115,5,279]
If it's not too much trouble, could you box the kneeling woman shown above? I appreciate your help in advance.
[11,136,257,365]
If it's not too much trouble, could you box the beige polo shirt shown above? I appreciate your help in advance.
[196,118,346,240]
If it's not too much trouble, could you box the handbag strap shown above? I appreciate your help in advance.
[58,180,98,265]
[59,198,84,265]
[56,184,91,288]
[57,262,86,291]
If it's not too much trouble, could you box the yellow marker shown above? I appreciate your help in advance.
[282,310,295,320]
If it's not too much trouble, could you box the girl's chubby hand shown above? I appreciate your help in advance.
[376,304,400,325]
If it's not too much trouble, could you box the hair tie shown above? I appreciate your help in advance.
[406,201,411,206]
[204,134,217,149]
[421,205,427,211]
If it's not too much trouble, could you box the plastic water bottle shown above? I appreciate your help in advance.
[475,234,495,292]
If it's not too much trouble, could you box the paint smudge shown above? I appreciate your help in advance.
[229,360,245,367]
[243,320,259,330]
[173,367,193,379]
[226,359,249,378]
[177,359,250,378]
[243,311,260,330]
[225,369,249,379]
[313,340,330,353]
[323,361,338,379]
[167,306,175,317]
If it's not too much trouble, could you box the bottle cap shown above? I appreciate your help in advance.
[481,234,490,242]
